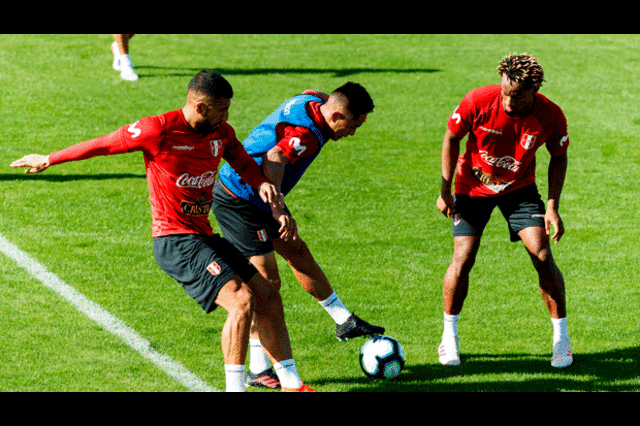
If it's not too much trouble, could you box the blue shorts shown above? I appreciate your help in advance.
[452,184,546,242]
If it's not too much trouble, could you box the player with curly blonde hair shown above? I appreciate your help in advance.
[497,52,546,92]
[436,53,573,369]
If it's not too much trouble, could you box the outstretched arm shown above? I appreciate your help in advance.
[10,128,135,174]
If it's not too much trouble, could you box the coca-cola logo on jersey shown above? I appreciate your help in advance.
[479,150,520,172]
[176,171,217,189]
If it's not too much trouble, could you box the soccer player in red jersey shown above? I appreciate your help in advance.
[436,53,573,368]
[11,70,314,392]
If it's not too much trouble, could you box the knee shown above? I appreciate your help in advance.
[452,251,476,270]
[450,243,479,275]
[257,287,285,321]
[284,239,316,272]
[248,274,284,315]
[278,236,310,261]
[529,246,553,270]
[263,285,283,310]
[266,275,282,292]
[228,285,255,321]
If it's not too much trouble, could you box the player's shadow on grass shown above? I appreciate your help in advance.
[335,345,640,392]
[0,173,146,182]
[134,65,441,78]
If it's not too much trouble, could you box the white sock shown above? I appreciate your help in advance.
[551,317,569,344]
[111,41,121,56]
[224,364,246,392]
[273,359,302,389]
[443,313,460,339]
[248,339,271,374]
[319,292,352,325]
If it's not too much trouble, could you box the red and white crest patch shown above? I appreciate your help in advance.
[520,134,537,150]
[207,261,221,275]
[210,139,222,157]
[257,229,268,242]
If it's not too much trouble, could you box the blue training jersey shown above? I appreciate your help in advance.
[218,94,329,211]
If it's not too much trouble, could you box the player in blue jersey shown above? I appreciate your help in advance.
[212,82,384,389]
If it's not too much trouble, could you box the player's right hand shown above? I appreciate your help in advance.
[10,154,50,174]
[276,214,298,242]
[437,193,455,218]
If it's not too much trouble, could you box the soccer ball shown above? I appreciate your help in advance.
[359,335,406,380]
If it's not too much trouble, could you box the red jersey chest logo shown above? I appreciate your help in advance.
[520,134,537,150]
[210,139,222,157]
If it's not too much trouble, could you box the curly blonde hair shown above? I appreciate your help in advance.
[497,53,545,91]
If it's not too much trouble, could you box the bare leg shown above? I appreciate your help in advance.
[439,235,481,366]
[443,236,481,315]
[243,270,293,364]
[214,276,254,365]
[112,34,133,55]
[518,226,566,319]
[519,226,572,367]
[247,252,281,341]
[273,236,334,302]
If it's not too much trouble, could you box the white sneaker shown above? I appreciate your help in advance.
[439,336,460,366]
[119,54,139,81]
[551,337,573,368]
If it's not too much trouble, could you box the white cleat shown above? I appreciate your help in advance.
[439,336,461,366]
[551,337,573,368]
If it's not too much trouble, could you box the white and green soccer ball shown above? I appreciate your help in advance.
[359,335,406,380]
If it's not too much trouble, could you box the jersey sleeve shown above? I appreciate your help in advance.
[48,115,163,166]
[545,106,570,156]
[275,125,321,164]
[117,115,165,155]
[447,90,476,138]
[221,127,268,189]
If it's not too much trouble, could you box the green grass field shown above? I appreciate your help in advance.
[1,34,638,392]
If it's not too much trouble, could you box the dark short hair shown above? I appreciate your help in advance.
[333,82,374,117]
[188,70,233,99]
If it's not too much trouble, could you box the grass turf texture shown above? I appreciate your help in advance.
[1,34,638,392]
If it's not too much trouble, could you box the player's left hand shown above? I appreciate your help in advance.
[545,207,564,244]
[259,182,284,212]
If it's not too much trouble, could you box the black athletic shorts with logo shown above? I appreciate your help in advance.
[452,184,546,242]
[153,233,258,313]
[212,179,288,257]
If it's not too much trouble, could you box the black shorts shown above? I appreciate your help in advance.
[211,180,287,257]
[452,184,546,242]
[153,233,258,313]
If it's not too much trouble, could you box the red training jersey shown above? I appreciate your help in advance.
[447,85,569,197]
[48,109,268,237]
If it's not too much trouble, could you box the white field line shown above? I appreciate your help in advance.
[0,233,218,392]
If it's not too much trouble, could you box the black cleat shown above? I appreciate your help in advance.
[336,314,385,342]
[245,367,281,389]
